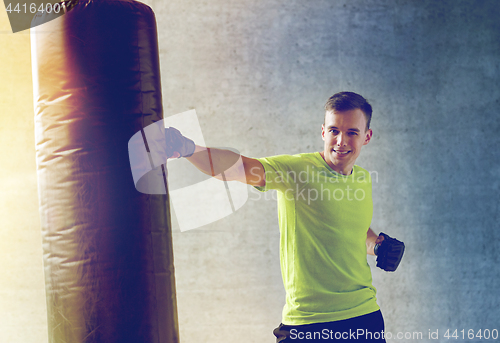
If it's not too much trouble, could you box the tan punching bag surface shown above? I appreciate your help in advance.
[31,1,179,342]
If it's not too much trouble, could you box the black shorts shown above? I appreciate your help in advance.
[273,310,386,343]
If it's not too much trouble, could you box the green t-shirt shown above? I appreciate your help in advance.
[255,152,379,325]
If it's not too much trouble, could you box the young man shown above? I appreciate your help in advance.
[166,92,404,342]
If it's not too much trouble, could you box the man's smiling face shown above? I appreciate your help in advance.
[321,108,372,175]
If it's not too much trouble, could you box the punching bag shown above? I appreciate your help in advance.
[31,1,179,342]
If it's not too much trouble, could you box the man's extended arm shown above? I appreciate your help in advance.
[165,127,265,187]
[184,145,265,187]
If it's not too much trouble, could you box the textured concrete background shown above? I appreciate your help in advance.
[149,1,500,342]
[0,9,47,343]
[1,0,499,342]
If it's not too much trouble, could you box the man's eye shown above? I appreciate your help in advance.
[349,132,358,136]
[330,130,339,134]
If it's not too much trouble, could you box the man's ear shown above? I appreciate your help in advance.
[321,124,325,141]
[363,129,373,145]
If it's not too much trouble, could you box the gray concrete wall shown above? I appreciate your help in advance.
[147,0,500,342]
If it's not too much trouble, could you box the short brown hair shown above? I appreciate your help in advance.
[324,92,372,130]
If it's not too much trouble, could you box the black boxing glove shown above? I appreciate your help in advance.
[374,232,405,272]
[164,127,195,158]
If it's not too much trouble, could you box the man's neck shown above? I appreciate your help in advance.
[319,151,353,175]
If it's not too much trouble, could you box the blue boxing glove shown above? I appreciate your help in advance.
[374,232,405,272]
[165,127,195,158]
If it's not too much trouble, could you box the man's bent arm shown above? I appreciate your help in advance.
[184,145,265,187]
[366,228,384,256]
